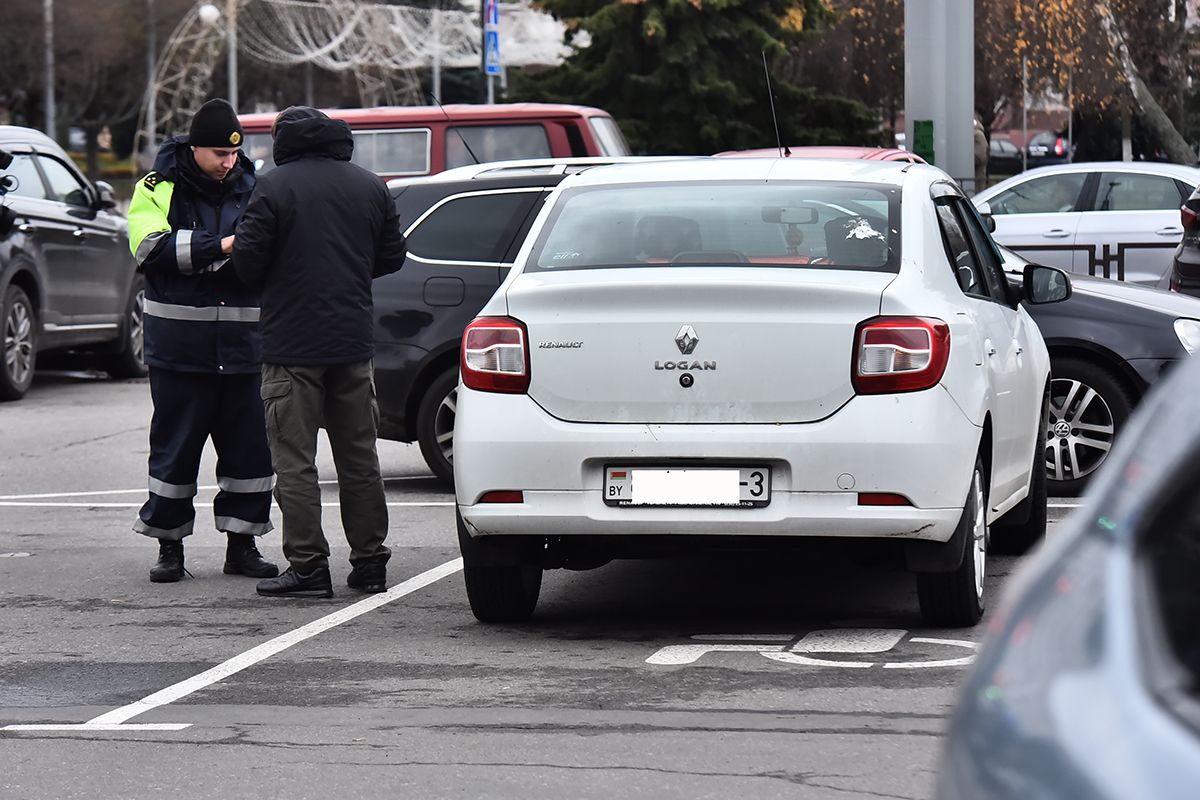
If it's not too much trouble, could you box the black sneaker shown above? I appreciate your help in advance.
[256,565,333,598]
[347,559,387,594]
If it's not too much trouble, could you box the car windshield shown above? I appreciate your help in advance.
[527,181,900,272]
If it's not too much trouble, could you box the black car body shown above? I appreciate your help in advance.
[0,125,145,400]
[375,159,658,484]
[1025,130,1073,168]
[987,136,1023,177]
[1002,247,1200,494]
[1170,184,1200,296]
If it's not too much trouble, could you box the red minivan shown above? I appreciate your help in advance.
[238,102,630,179]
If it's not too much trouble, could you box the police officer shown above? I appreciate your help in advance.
[126,99,279,583]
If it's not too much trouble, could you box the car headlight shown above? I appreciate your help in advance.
[1174,318,1200,355]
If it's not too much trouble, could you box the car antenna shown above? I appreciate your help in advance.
[428,92,481,165]
[762,51,790,158]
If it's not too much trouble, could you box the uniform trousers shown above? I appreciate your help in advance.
[135,368,275,541]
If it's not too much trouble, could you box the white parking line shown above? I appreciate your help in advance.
[0,501,453,508]
[2,557,464,733]
[0,476,436,501]
[1048,502,1082,508]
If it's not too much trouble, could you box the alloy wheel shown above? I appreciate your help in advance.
[129,288,145,363]
[1046,378,1115,482]
[4,297,33,387]
[434,385,457,468]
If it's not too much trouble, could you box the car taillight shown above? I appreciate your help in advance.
[461,317,530,393]
[852,316,950,395]
[1054,137,1065,156]
[1181,204,1200,230]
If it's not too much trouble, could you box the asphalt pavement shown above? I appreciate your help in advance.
[0,371,1079,799]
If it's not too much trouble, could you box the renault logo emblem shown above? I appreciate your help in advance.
[675,325,699,355]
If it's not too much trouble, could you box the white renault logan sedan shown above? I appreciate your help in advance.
[453,158,1070,627]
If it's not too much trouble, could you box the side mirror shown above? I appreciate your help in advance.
[1023,263,1071,305]
[94,180,118,210]
[976,200,997,233]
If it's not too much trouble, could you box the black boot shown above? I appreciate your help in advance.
[223,533,280,578]
[256,565,333,598]
[347,557,388,594]
[149,539,185,583]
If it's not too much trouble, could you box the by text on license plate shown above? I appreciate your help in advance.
[603,466,770,507]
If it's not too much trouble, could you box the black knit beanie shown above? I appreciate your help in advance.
[189,99,243,148]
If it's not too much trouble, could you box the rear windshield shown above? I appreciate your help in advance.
[527,181,900,272]
[243,129,432,176]
[445,125,552,170]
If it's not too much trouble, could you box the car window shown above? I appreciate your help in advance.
[2,153,48,199]
[1092,172,1185,212]
[990,139,1018,156]
[935,198,988,298]
[957,200,1010,301]
[406,190,541,263]
[988,173,1086,215]
[588,116,631,157]
[444,125,552,171]
[36,155,92,207]
[243,132,274,173]
[528,181,900,273]
[352,129,430,176]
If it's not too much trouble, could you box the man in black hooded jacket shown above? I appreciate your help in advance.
[233,106,407,598]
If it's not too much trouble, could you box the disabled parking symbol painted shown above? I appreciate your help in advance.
[646,629,978,669]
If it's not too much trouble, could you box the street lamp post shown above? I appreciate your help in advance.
[226,0,238,110]
[43,0,56,141]
[198,1,238,109]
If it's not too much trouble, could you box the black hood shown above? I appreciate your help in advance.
[272,107,354,166]
[152,136,255,198]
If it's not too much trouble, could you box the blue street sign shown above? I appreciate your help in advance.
[485,29,501,75]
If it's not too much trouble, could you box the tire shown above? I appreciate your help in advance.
[105,274,148,379]
[1,284,37,401]
[917,458,987,627]
[991,391,1049,555]
[417,366,458,488]
[457,509,542,623]
[1046,357,1134,496]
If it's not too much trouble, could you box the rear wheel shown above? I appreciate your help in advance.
[417,366,458,488]
[1,284,37,401]
[105,274,147,379]
[1046,358,1133,496]
[917,458,987,627]
[457,509,541,623]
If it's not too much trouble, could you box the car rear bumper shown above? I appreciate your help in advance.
[454,385,981,544]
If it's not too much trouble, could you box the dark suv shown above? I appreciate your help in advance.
[376,158,654,485]
[0,126,145,400]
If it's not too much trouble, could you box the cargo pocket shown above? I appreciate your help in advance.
[260,378,292,439]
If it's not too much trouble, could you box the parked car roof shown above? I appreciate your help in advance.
[238,102,613,129]
[561,156,921,189]
[0,125,62,150]
[977,161,1200,198]
[714,145,925,163]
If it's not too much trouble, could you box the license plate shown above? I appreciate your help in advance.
[604,466,770,507]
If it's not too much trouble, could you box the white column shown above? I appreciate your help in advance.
[904,0,974,189]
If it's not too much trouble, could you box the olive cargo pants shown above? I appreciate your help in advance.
[260,361,390,571]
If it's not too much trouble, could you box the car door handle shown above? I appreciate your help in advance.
[17,222,36,234]
[72,229,86,239]
[1157,226,1184,236]
[1041,229,1072,239]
